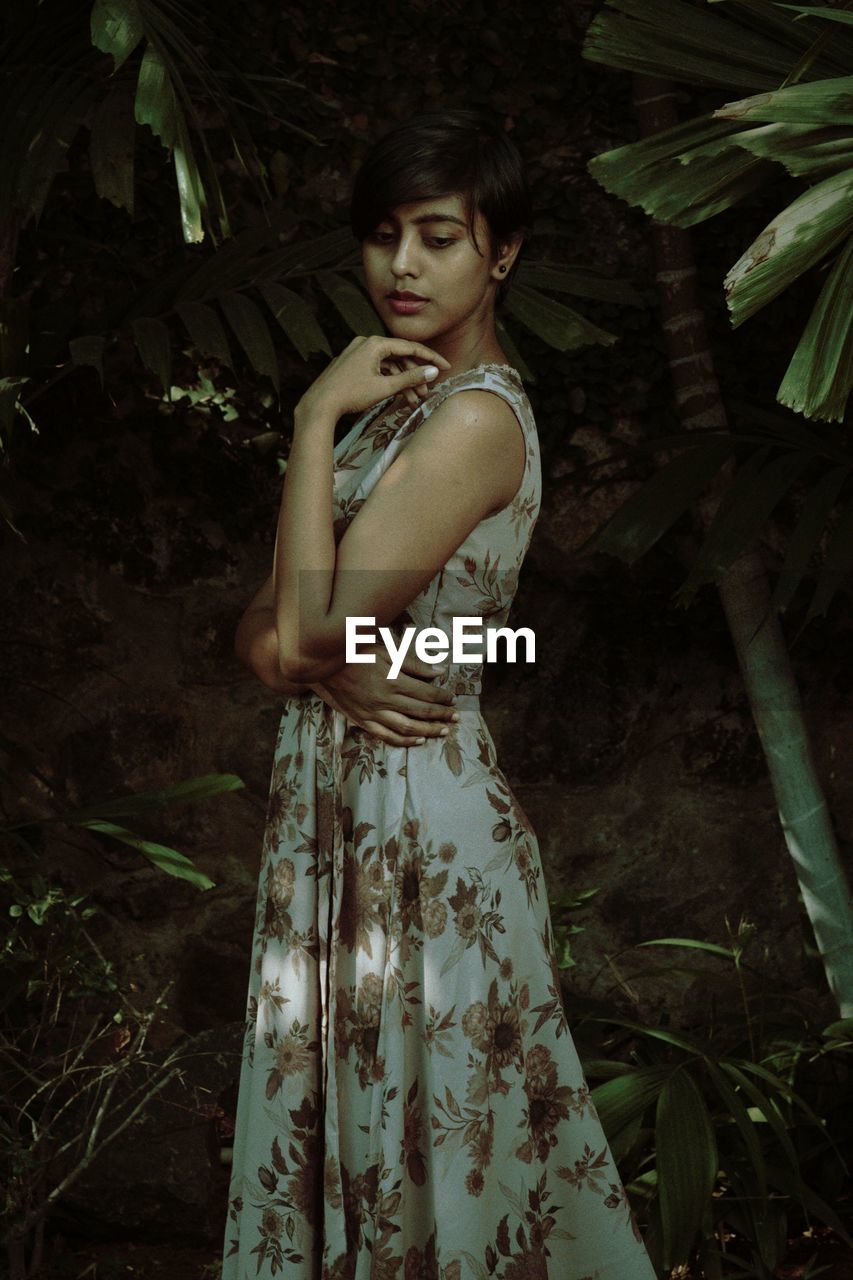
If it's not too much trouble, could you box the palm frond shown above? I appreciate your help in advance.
[777,235,853,420]
[588,113,777,227]
[583,8,853,420]
[1,0,324,243]
[674,446,814,602]
[503,282,619,350]
[587,403,853,620]
[64,207,640,398]
[723,169,853,326]
[585,435,737,564]
[583,0,852,94]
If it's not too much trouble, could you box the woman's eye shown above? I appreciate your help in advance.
[427,237,455,248]
[370,231,394,243]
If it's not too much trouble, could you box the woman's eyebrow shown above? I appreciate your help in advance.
[383,211,467,227]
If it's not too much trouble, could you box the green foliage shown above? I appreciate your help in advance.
[548,895,853,1276]
[0,0,646,495]
[0,863,216,1278]
[575,403,853,634]
[3,753,245,888]
[583,1,853,423]
[549,884,602,969]
[0,0,316,243]
[0,723,247,1270]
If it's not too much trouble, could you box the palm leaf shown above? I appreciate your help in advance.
[583,0,851,94]
[258,283,332,361]
[771,463,850,614]
[590,1064,674,1134]
[588,113,776,227]
[504,281,618,350]
[721,1061,800,1173]
[778,4,853,26]
[89,82,137,213]
[131,315,172,393]
[134,40,206,242]
[69,335,107,388]
[586,436,735,563]
[704,1059,769,1199]
[316,271,385,336]
[675,447,815,602]
[257,228,356,281]
[715,74,853,125]
[801,490,853,627]
[176,300,234,368]
[515,262,645,306]
[728,398,851,457]
[729,121,853,179]
[583,4,853,420]
[79,819,215,890]
[777,235,853,421]
[1,0,323,247]
[90,0,145,71]
[656,1068,718,1267]
[724,169,853,327]
[218,292,281,392]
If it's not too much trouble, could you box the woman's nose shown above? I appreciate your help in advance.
[390,235,419,276]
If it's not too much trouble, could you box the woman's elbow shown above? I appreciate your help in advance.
[279,647,347,684]
[277,652,310,683]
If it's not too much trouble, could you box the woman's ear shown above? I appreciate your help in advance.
[492,232,524,280]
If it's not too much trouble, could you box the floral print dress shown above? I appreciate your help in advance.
[222,363,657,1280]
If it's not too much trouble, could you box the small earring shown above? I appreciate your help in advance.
[499,264,507,274]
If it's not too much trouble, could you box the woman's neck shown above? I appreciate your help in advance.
[414,304,508,381]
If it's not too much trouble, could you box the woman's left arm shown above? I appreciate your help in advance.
[273,336,524,683]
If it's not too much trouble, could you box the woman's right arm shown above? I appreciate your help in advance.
[235,571,457,744]
[235,567,351,691]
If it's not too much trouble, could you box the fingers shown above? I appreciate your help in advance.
[363,714,454,747]
[394,364,441,394]
[389,674,455,708]
[381,356,428,408]
[372,336,451,369]
[397,657,454,689]
[391,693,458,722]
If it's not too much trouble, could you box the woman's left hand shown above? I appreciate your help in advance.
[295,335,451,423]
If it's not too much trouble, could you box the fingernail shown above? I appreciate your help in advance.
[451,712,460,722]
[439,726,449,736]
[415,737,426,745]
[423,365,439,379]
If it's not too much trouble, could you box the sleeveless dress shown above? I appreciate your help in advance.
[221,363,657,1280]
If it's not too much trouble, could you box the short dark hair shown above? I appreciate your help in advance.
[349,109,533,308]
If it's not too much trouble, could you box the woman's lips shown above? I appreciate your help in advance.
[387,298,429,314]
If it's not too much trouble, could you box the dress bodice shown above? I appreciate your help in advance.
[331,363,542,697]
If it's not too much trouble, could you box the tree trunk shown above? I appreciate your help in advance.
[633,73,853,1017]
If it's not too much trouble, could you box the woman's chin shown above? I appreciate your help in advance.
[384,314,441,341]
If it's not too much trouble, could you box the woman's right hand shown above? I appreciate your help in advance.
[311,643,458,747]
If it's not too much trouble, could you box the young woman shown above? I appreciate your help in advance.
[222,110,657,1280]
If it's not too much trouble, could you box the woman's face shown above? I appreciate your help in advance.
[361,191,503,344]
